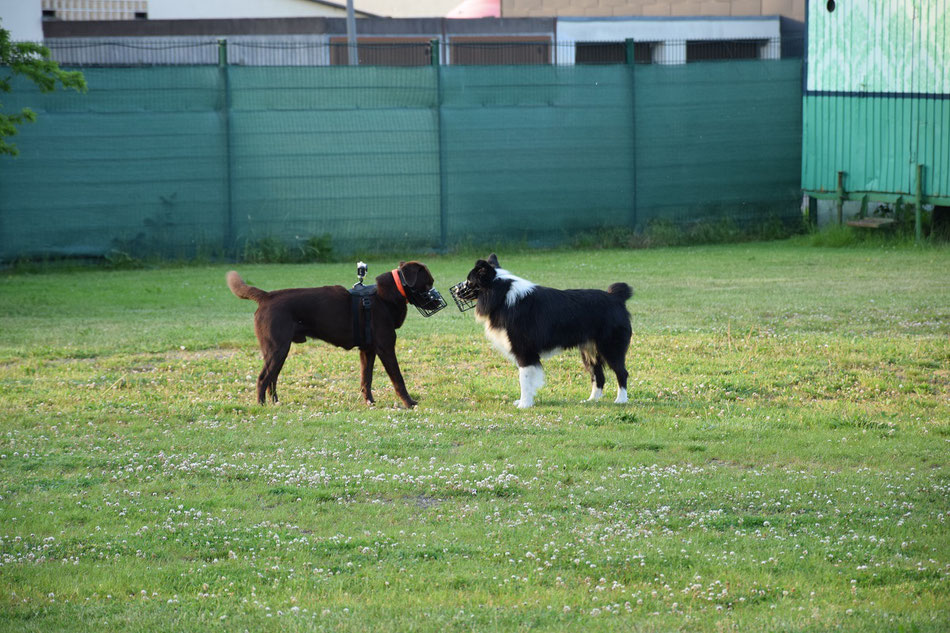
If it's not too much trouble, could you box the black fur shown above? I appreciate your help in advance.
[464,253,633,407]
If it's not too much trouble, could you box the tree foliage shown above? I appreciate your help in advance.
[1,20,87,156]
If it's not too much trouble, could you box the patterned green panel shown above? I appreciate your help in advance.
[806,0,949,94]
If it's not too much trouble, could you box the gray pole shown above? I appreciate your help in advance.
[346,0,358,66]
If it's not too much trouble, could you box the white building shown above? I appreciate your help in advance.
[1,0,487,42]
[557,16,785,65]
[2,0,798,66]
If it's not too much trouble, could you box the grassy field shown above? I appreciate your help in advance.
[1,241,948,632]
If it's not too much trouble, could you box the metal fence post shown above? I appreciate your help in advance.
[219,39,234,257]
[915,164,923,244]
[346,0,358,66]
[626,39,638,230]
[836,171,845,225]
[433,39,447,251]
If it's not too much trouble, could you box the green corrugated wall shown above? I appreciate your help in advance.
[802,95,950,199]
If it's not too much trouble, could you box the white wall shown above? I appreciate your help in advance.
[557,17,781,43]
[148,0,344,19]
[0,0,341,42]
[0,0,44,42]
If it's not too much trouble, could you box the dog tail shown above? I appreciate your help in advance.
[227,271,268,303]
[607,282,633,302]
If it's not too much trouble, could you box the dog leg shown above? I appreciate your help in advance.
[602,354,628,404]
[377,347,417,409]
[581,346,605,402]
[586,371,604,399]
[515,364,544,408]
[592,367,605,400]
[257,339,291,405]
[360,348,376,405]
[256,368,269,404]
[598,336,629,405]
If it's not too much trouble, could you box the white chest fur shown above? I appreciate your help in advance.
[475,312,515,362]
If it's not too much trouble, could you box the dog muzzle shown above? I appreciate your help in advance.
[449,280,478,312]
[394,268,447,317]
[407,287,447,317]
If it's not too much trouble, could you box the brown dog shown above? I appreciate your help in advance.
[227,262,441,408]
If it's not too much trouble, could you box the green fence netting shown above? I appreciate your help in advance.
[441,65,635,243]
[227,66,441,255]
[635,59,804,226]
[0,59,802,261]
[1,67,228,259]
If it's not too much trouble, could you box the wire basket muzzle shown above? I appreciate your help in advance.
[450,281,478,312]
[411,288,447,317]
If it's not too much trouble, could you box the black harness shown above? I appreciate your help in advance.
[349,283,376,349]
[345,259,446,349]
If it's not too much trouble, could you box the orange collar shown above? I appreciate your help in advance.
[391,269,408,302]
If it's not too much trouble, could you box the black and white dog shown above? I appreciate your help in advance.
[453,254,633,408]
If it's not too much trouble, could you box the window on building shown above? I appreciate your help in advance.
[329,37,433,66]
[574,41,655,65]
[686,40,762,62]
[40,0,149,21]
[449,37,551,65]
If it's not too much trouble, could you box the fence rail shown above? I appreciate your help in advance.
[39,37,800,68]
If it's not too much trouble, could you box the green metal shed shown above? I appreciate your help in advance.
[801,0,949,235]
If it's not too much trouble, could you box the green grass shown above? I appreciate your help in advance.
[1,241,948,632]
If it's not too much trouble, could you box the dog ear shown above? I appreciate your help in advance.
[399,261,419,289]
[487,253,500,268]
[472,260,496,287]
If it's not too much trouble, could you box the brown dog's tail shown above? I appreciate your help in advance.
[227,271,268,303]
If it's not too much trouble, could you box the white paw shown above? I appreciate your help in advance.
[614,388,628,404]
[515,399,533,409]
[587,386,604,402]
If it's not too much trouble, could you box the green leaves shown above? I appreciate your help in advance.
[1,20,87,156]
